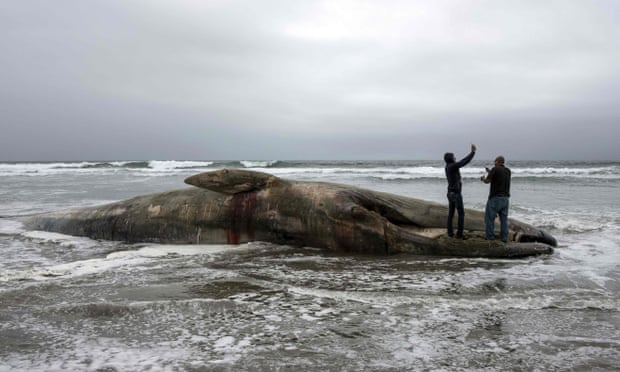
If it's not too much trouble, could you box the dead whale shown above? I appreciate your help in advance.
[21,169,556,258]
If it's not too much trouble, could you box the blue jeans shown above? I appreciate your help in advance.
[447,192,465,237]
[485,196,509,241]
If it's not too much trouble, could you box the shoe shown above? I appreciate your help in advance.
[455,235,468,240]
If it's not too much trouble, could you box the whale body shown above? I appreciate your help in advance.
[21,169,556,258]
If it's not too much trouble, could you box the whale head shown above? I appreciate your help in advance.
[184,169,282,194]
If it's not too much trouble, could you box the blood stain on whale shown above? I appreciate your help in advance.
[226,192,257,244]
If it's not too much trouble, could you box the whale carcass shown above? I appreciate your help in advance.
[21,169,557,258]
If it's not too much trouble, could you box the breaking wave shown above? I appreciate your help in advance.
[0,160,618,181]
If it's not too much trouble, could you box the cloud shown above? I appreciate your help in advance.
[1,0,619,160]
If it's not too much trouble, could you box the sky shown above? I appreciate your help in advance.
[1,0,619,161]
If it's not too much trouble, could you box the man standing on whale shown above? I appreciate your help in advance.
[444,144,477,239]
[481,155,511,242]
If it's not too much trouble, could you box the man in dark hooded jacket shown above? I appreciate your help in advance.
[444,144,477,238]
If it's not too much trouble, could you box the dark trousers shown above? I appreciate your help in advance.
[447,192,465,237]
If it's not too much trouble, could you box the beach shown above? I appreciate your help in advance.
[1,160,619,370]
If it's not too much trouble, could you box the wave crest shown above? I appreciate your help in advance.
[1,160,618,180]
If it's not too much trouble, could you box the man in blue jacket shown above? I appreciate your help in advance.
[444,144,477,239]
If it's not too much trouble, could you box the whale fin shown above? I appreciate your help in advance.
[184,169,284,194]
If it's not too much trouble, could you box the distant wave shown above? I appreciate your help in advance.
[0,161,213,176]
[74,161,150,169]
[459,165,620,180]
[239,160,281,168]
[1,160,618,180]
[147,160,214,170]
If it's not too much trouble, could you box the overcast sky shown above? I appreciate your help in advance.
[1,0,619,161]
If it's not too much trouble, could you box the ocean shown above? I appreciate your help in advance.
[1,160,619,371]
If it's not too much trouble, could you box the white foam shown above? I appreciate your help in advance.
[213,336,236,349]
[0,160,215,177]
[0,219,25,234]
[255,164,620,181]
[1,254,147,283]
[20,231,106,252]
[240,160,279,168]
[106,244,237,259]
[147,160,213,171]
[0,161,112,177]
[513,166,620,179]
[1,243,254,284]
[22,230,84,241]
[1,336,196,372]
[556,234,620,288]
[248,166,445,182]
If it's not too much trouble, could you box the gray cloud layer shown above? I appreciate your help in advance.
[1,0,619,161]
